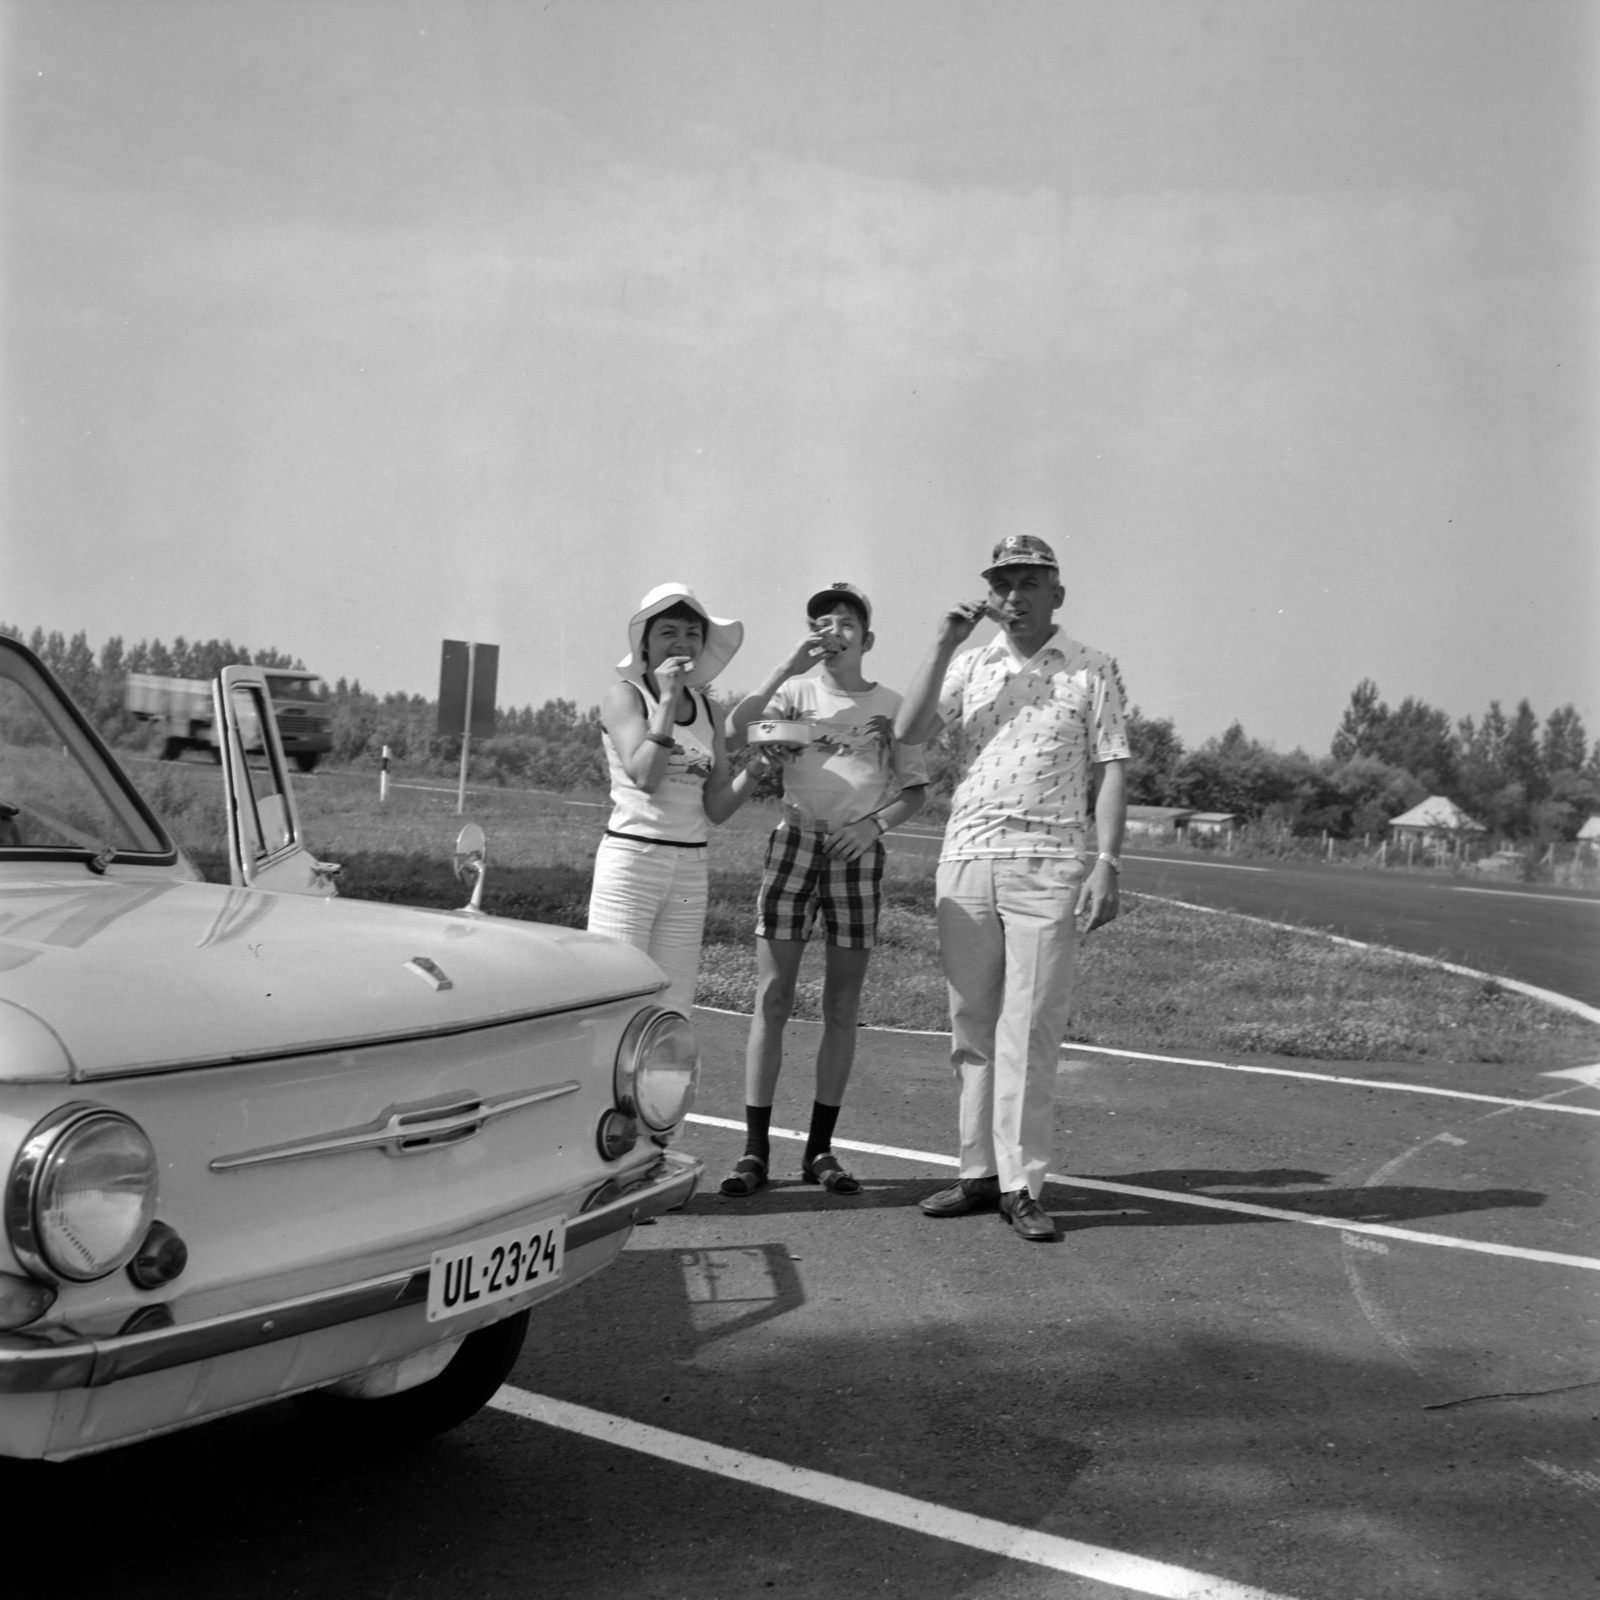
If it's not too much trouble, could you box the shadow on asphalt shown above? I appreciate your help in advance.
[0,1223,1589,1600]
[679,1171,1546,1229]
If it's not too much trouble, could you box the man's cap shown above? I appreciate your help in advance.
[616,582,743,687]
[982,535,1059,580]
[805,582,872,628]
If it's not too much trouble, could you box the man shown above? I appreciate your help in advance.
[895,537,1129,1241]
[720,583,928,1196]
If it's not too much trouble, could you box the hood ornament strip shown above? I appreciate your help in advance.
[209,1080,579,1171]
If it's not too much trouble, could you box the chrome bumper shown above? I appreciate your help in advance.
[0,1149,700,1394]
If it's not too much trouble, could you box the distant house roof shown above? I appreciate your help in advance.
[1389,796,1485,833]
[1181,812,1239,825]
[1577,815,1600,842]
[1126,805,1193,822]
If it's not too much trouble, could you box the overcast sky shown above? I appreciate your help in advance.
[2,0,1594,752]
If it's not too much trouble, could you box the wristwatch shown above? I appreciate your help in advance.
[1096,852,1121,873]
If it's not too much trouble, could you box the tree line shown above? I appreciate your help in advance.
[3,624,610,791]
[7,625,1596,841]
[1126,680,1599,843]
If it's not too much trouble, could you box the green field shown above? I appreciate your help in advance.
[149,760,1600,1066]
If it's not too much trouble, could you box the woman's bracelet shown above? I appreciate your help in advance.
[872,814,889,836]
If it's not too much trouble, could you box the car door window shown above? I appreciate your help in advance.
[227,684,295,860]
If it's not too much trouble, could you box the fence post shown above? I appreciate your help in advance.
[380,745,390,805]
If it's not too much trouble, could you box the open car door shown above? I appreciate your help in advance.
[217,665,341,896]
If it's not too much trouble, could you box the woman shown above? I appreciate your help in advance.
[587,582,763,1016]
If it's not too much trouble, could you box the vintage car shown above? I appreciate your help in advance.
[0,634,700,1459]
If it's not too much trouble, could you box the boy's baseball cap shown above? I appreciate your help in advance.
[805,582,872,628]
[981,535,1059,580]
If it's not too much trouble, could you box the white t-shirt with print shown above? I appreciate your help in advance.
[765,677,930,831]
[936,629,1130,861]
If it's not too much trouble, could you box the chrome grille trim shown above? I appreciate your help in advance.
[208,1080,580,1171]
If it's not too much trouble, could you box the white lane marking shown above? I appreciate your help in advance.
[1125,854,1269,873]
[487,1387,1301,1600]
[1454,886,1600,907]
[685,1115,1600,1272]
[1059,1043,1600,1119]
[1545,1064,1600,1088]
[563,798,605,807]
[1129,893,1600,1026]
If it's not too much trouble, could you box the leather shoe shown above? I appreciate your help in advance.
[919,1176,1001,1217]
[999,1189,1058,1241]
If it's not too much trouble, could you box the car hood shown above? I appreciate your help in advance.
[0,874,665,1081]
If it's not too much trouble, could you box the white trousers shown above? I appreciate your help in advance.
[587,835,709,1017]
[935,855,1087,1198]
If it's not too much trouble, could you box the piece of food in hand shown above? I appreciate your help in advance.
[747,719,813,755]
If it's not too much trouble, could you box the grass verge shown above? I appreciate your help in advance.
[167,770,1600,1066]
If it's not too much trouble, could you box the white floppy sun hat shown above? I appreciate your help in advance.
[617,582,744,688]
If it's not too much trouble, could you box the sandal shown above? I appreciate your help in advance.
[719,1155,768,1197]
[801,1152,862,1195]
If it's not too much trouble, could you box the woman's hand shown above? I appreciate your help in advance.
[655,654,693,695]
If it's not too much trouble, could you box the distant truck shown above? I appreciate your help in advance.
[126,669,333,771]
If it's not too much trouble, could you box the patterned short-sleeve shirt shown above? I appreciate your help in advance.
[936,629,1130,861]
[765,678,930,831]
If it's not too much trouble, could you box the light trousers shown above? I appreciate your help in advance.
[587,835,709,1016]
[935,855,1087,1198]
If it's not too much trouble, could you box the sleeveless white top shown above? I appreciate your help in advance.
[601,682,716,845]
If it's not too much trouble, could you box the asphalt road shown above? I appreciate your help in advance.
[11,1010,1597,1600]
[891,833,1600,1011]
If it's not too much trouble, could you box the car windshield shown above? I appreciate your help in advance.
[0,641,169,857]
[264,674,327,701]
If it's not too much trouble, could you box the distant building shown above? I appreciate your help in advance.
[1388,796,1486,849]
[1577,815,1600,852]
[1175,811,1239,840]
[1125,805,1193,839]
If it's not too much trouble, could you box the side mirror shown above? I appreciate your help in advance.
[454,823,487,914]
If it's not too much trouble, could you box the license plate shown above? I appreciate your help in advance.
[426,1215,566,1322]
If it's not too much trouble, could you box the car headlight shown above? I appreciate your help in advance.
[5,1105,160,1283]
[614,1009,699,1132]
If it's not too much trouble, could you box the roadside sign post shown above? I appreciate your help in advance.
[379,745,390,805]
[437,641,500,816]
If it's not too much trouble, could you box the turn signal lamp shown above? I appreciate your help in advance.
[127,1220,188,1290]
[596,1111,638,1162]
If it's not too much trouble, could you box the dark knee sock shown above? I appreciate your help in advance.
[804,1101,840,1166]
[743,1105,772,1165]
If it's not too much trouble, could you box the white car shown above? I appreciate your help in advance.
[0,636,700,1459]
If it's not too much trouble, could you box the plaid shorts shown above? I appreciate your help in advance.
[755,821,885,948]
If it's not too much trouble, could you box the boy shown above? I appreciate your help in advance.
[721,583,928,1196]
